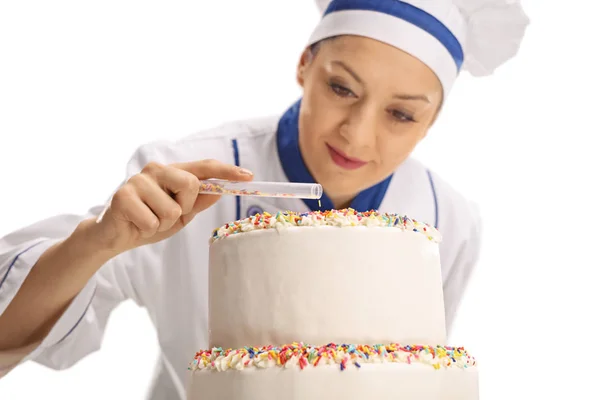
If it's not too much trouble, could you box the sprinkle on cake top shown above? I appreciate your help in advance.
[188,343,475,372]
[210,209,441,242]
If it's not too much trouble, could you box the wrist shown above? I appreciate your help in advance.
[68,218,123,262]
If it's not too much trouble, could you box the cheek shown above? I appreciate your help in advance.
[298,113,327,169]
[376,130,423,168]
[300,97,343,148]
[303,74,348,128]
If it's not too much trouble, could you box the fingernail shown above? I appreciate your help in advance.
[238,167,253,176]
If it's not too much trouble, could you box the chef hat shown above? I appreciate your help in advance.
[309,0,530,98]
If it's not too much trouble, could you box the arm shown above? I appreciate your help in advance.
[0,143,155,362]
[0,207,130,374]
[0,141,252,375]
[0,216,118,351]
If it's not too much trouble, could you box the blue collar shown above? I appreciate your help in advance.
[276,99,393,212]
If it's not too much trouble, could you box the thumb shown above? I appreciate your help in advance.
[183,192,223,224]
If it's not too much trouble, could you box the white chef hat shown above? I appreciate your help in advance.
[309,0,530,99]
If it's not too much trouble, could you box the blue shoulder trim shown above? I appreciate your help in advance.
[232,139,241,221]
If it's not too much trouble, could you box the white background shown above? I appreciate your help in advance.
[1,1,599,399]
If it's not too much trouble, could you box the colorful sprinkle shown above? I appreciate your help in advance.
[188,343,475,372]
[210,209,441,243]
[198,182,299,198]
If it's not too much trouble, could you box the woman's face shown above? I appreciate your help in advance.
[297,35,443,208]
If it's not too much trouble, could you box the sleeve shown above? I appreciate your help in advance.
[441,201,483,335]
[0,142,163,374]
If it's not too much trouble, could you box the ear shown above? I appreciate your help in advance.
[296,47,314,87]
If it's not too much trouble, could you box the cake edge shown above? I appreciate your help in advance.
[209,209,441,243]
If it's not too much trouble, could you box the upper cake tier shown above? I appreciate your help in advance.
[208,209,447,349]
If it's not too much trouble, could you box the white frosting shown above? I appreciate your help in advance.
[187,363,479,400]
[208,226,446,349]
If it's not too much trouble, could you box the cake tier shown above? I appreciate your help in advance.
[187,343,478,400]
[208,210,447,349]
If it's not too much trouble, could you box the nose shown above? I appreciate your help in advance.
[339,102,377,149]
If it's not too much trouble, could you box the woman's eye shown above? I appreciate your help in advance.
[329,82,354,98]
[391,109,415,123]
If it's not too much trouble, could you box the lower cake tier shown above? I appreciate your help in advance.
[186,343,478,400]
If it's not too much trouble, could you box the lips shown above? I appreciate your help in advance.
[326,144,368,170]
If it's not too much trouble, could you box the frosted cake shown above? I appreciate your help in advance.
[187,209,478,399]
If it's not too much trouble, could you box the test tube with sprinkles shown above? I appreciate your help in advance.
[198,179,323,200]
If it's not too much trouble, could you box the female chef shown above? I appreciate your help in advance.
[0,0,529,398]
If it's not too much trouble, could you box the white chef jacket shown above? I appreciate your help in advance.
[0,100,482,399]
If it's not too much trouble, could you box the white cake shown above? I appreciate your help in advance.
[187,209,478,399]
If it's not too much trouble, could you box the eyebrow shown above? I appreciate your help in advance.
[393,93,431,103]
[332,60,363,83]
[331,60,431,104]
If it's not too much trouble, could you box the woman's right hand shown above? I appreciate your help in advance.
[92,159,253,255]
[0,159,252,352]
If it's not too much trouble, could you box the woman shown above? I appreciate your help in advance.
[0,0,529,398]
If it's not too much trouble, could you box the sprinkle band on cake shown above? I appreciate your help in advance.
[189,343,475,372]
[211,209,441,243]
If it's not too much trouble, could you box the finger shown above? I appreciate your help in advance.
[173,159,254,181]
[130,174,183,233]
[151,165,199,215]
[110,185,160,238]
